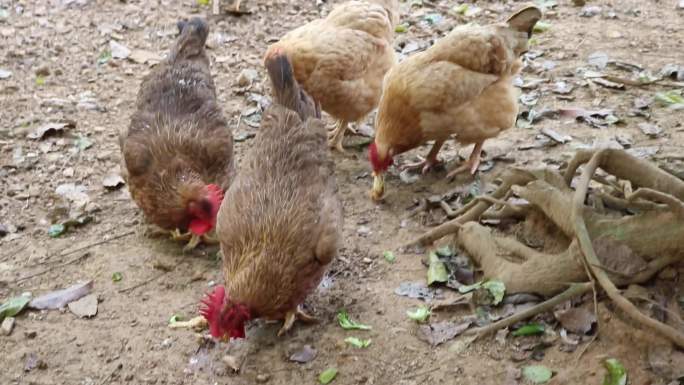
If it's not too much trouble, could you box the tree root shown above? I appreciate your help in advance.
[411,149,684,348]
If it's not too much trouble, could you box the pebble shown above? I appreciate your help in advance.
[237,68,259,87]
[357,225,371,237]
[256,373,270,383]
[1,317,15,335]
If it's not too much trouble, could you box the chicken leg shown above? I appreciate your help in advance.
[402,139,445,174]
[170,229,219,251]
[327,120,351,153]
[446,141,484,179]
[277,305,318,336]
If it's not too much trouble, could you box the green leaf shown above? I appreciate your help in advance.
[197,0,210,5]
[655,90,684,107]
[394,24,408,33]
[435,245,453,257]
[97,50,112,65]
[533,21,551,33]
[458,280,483,294]
[344,337,372,348]
[112,272,123,282]
[319,368,338,384]
[482,280,506,305]
[453,4,469,14]
[512,323,545,336]
[75,135,93,151]
[168,314,184,325]
[337,310,371,330]
[522,365,553,384]
[406,306,431,323]
[35,76,46,86]
[383,250,396,263]
[0,295,30,321]
[528,37,539,46]
[48,223,66,238]
[603,358,627,385]
[427,252,448,286]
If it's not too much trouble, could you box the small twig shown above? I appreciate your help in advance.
[475,196,523,212]
[439,201,458,218]
[118,270,170,294]
[627,188,684,218]
[465,282,593,339]
[596,192,663,212]
[14,253,91,283]
[573,150,684,348]
[57,230,135,260]
[401,366,441,381]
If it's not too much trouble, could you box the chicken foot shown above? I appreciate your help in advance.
[447,141,484,179]
[402,140,445,174]
[327,120,353,152]
[170,229,219,251]
[277,305,318,336]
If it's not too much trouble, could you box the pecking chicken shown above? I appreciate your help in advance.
[120,18,234,249]
[368,6,542,201]
[264,0,399,152]
[199,48,342,339]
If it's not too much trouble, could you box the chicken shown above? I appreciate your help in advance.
[199,48,342,339]
[368,6,542,201]
[265,0,399,152]
[120,18,234,249]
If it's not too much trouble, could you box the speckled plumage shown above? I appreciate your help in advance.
[119,18,234,231]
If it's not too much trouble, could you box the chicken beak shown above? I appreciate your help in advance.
[370,171,385,202]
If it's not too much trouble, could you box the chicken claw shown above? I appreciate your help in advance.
[277,306,318,336]
[401,139,445,174]
[170,229,215,251]
[446,141,483,179]
[327,120,350,153]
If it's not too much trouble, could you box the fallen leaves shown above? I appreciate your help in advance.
[344,337,371,348]
[289,345,317,363]
[602,358,627,385]
[522,365,553,384]
[319,368,338,384]
[406,306,431,323]
[337,310,371,330]
[27,121,75,140]
[28,281,93,310]
[417,320,471,346]
[554,307,596,335]
[0,295,30,321]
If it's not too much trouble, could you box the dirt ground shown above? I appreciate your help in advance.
[1,0,683,384]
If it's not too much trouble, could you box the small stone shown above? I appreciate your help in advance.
[362,257,372,264]
[25,331,37,339]
[35,65,50,77]
[357,225,371,237]
[0,224,8,237]
[124,374,134,381]
[222,355,240,372]
[237,68,258,87]
[1,317,15,335]
[68,294,98,318]
[160,338,172,349]
[256,373,271,383]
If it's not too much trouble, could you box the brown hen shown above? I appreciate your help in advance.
[369,6,542,200]
[120,18,234,249]
[200,49,342,339]
[265,0,399,152]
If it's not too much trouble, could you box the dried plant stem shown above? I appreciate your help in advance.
[465,282,593,339]
[572,150,684,348]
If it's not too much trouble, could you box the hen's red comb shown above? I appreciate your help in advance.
[200,285,225,338]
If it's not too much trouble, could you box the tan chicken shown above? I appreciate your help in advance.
[265,0,399,152]
[199,49,342,339]
[120,18,234,249]
[368,6,542,201]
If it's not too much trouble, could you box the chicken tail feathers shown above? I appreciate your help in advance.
[170,17,209,62]
[264,48,321,121]
[506,5,542,37]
